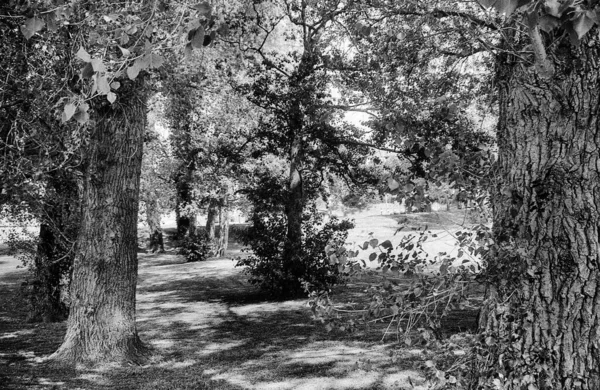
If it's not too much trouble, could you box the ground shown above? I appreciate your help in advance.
[0,208,481,390]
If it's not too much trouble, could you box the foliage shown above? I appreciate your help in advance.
[176,234,211,263]
[237,172,354,296]
[238,207,354,297]
[310,222,492,343]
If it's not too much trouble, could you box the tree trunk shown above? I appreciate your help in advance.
[175,166,195,238]
[30,172,80,323]
[49,82,149,365]
[205,198,218,242]
[217,194,229,257]
[31,223,69,323]
[477,32,600,388]
[145,197,164,253]
[284,133,304,258]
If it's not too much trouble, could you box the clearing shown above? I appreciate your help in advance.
[0,209,480,390]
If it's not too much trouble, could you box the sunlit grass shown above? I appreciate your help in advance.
[0,210,478,389]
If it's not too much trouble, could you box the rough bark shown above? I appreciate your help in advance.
[477,31,600,389]
[145,197,164,253]
[49,82,149,365]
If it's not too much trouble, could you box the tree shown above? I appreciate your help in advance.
[1,0,222,365]
[320,0,600,387]
[228,0,385,295]
[50,78,150,363]
[472,2,600,388]
[0,0,84,323]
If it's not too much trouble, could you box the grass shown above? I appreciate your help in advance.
[0,210,481,390]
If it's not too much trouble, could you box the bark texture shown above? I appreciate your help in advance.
[49,84,148,365]
[478,31,600,389]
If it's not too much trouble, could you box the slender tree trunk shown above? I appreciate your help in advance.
[477,32,600,388]
[49,82,149,365]
[217,194,229,257]
[285,133,304,246]
[205,198,218,242]
[175,166,195,238]
[145,197,164,253]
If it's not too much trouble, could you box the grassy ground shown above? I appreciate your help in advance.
[0,209,480,390]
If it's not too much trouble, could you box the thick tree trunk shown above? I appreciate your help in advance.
[145,197,164,253]
[49,83,149,365]
[477,33,600,388]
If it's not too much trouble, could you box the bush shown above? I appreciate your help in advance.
[237,204,354,297]
[176,235,211,262]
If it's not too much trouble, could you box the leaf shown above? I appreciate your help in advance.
[21,17,45,40]
[77,47,92,62]
[573,12,596,39]
[369,239,379,248]
[120,31,130,45]
[387,177,400,190]
[73,110,89,124]
[91,58,106,72]
[63,103,76,122]
[119,46,131,57]
[149,53,164,69]
[81,63,95,79]
[107,92,117,104]
[544,0,561,17]
[368,253,377,261]
[96,74,111,95]
[538,15,561,32]
[126,65,139,80]
[192,1,211,17]
[190,26,205,49]
[381,240,393,250]
[110,81,121,90]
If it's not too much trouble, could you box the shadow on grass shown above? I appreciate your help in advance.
[1,251,431,390]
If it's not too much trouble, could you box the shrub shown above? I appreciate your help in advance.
[237,203,354,297]
[176,234,211,262]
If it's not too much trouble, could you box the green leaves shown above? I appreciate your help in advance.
[20,17,45,40]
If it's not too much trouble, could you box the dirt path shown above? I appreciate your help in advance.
[0,250,428,390]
